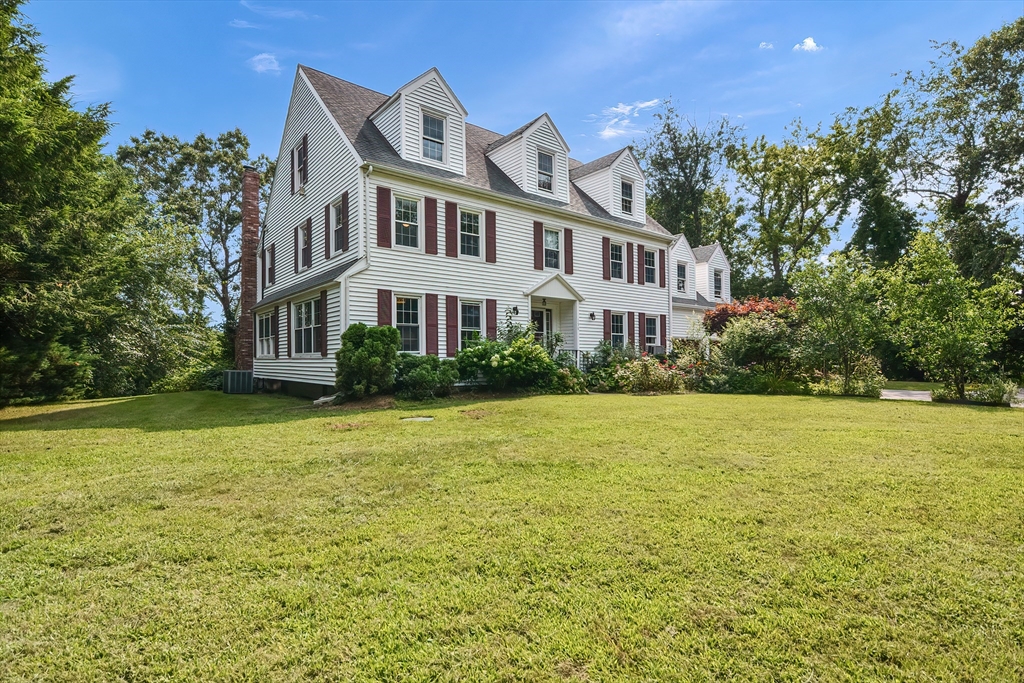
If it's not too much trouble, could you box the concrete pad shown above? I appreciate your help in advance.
[881,389,932,402]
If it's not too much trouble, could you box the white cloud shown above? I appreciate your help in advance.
[793,37,823,52]
[247,53,281,74]
[590,99,660,139]
[759,41,774,50]
[229,19,261,29]
[240,0,310,20]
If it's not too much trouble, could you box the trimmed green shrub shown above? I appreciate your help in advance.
[335,324,400,401]
[395,353,459,400]
[456,337,557,391]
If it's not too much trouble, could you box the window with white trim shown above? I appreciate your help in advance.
[460,210,480,257]
[645,316,658,350]
[611,313,625,349]
[292,140,307,189]
[544,228,560,269]
[621,180,633,215]
[293,297,321,355]
[422,112,445,162]
[714,269,723,298]
[610,243,623,280]
[460,301,481,349]
[396,296,420,353]
[537,151,554,192]
[394,197,419,249]
[299,221,311,269]
[677,262,686,292]
[257,312,275,357]
[644,249,656,284]
[333,201,346,253]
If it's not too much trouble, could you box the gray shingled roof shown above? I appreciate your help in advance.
[673,292,716,309]
[692,243,721,262]
[300,66,669,237]
[255,259,357,308]
[568,148,622,181]
[484,114,544,153]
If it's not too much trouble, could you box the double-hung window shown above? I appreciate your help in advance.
[257,312,275,357]
[645,316,658,351]
[544,228,560,269]
[394,197,419,249]
[610,243,623,280]
[611,313,625,349]
[677,262,686,292]
[644,249,656,284]
[422,113,445,162]
[621,180,633,215]
[537,152,554,192]
[460,301,481,349]
[333,201,346,253]
[460,210,480,257]
[396,296,420,353]
[419,114,444,163]
[714,269,723,298]
[299,221,311,269]
[293,298,321,355]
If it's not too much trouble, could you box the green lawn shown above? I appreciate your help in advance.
[884,380,942,392]
[1,392,1022,681]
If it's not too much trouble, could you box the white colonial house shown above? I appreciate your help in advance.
[243,66,731,397]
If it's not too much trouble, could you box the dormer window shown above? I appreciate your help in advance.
[621,180,633,215]
[537,152,554,192]
[422,112,445,162]
[677,262,687,292]
[714,269,723,298]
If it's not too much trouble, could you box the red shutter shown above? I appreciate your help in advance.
[626,241,634,284]
[261,247,266,295]
[486,299,497,339]
[268,243,275,283]
[303,217,312,268]
[485,210,497,263]
[533,221,544,270]
[659,249,666,288]
[319,290,328,357]
[376,186,392,248]
[628,311,635,347]
[660,314,667,349]
[445,295,459,357]
[425,197,438,255]
[425,293,439,355]
[637,244,645,285]
[252,311,257,360]
[273,306,280,358]
[324,204,331,259]
[300,133,309,184]
[564,228,574,275]
[290,149,295,195]
[638,312,647,350]
[602,237,610,280]
[340,192,350,251]
[286,301,292,357]
[377,289,392,326]
[293,224,298,273]
[445,201,458,257]
[603,309,611,341]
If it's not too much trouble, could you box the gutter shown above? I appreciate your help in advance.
[360,161,673,244]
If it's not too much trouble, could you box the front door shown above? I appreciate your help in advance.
[531,308,552,343]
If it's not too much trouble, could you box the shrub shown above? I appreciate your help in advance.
[335,323,400,400]
[614,355,681,394]
[719,313,800,381]
[545,365,588,394]
[704,296,798,335]
[395,353,459,400]
[456,337,557,390]
[585,341,640,392]
[809,355,886,398]
[153,334,230,393]
[932,378,1018,405]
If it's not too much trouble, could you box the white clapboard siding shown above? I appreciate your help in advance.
[258,71,362,306]
[611,152,647,223]
[487,138,523,188]
[253,284,341,386]
[523,119,570,204]
[670,235,697,298]
[695,246,731,303]
[373,97,403,155]
[672,307,705,339]
[349,171,672,357]
[402,76,466,175]
[573,167,612,210]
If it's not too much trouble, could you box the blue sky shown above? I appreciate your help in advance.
[27,0,1021,165]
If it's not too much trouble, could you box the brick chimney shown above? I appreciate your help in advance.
[235,165,260,371]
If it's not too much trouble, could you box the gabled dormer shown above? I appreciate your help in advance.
[570,147,646,224]
[369,67,468,175]
[486,113,571,204]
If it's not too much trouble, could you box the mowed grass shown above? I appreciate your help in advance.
[1,392,1022,681]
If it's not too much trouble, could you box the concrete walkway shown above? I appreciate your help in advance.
[881,389,932,402]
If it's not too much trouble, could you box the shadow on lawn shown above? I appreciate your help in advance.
[0,392,321,433]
